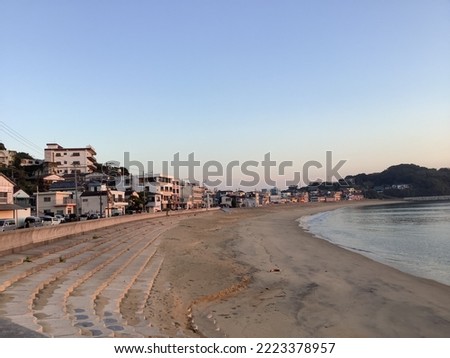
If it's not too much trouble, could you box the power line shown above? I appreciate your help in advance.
[0,121,43,157]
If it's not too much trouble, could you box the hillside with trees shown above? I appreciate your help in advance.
[348,164,450,198]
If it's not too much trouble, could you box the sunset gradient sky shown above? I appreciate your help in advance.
[1,0,449,187]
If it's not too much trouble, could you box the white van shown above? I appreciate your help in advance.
[0,219,17,232]
[41,216,61,226]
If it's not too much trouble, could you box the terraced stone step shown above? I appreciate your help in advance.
[2,226,161,335]
[34,228,165,337]
[65,229,167,337]
[0,215,185,337]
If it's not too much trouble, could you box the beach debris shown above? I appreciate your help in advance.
[269,267,281,272]
[207,313,213,319]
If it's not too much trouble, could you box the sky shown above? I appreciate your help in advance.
[1,0,449,188]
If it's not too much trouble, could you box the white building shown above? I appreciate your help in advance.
[0,149,16,167]
[145,192,161,212]
[13,189,32,208]
[116,174,179,210]
[35,191,76,216]
[80,189,128,217]
[180,182,205,209]
[0,173,29,226]
[243,192,260,208]
[44,143,97,175]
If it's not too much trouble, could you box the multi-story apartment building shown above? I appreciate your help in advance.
[44,143,97,175]
[180,181,205,209]
[116,174,179,210]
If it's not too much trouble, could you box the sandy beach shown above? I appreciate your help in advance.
[147,201,450,338]
[1,201,449,338]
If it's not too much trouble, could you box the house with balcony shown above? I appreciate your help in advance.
[35,191,77,216]
[180,181,205,209]
[80,187,128,217]
[44,143,97,175]
[137,174,177,210]
[145,192,162,212]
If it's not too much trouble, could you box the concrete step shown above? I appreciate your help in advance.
[126,254,165,337]
[65,230,165,337]
[99,242,161,337]
[0,235,122,293]
[0,219,178,337]
[34,232,154,337]
[2,228,146,335]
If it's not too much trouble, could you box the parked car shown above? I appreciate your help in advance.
[55,215,66,223]
[41,216,61,226]
[0,219,17,232]
[87,213,100,220]
[65,214,77,222]
[24,216,43,228]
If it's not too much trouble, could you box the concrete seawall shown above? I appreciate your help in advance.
[0,208,219,257]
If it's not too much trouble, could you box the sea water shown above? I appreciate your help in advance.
[300,201,450,286]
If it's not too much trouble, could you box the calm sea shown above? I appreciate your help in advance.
[300,201,450,286]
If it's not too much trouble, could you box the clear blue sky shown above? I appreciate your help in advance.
[1,0,449,187]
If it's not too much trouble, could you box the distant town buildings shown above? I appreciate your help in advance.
[0,141,373,221]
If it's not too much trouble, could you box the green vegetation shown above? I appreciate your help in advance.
[349,164,450,198]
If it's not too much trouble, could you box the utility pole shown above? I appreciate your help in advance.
[99,186,103,217]
[36,177,39,217]
[74,166,79,220]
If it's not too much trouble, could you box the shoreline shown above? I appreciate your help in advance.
[150,201,450,337]
[298,201,450,287]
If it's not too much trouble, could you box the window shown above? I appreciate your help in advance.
[44,197,51,202]
[0,192,7,204]
[72,152,80,157]
[82,199,88,202]
[72,161,80,165]
[55,153,61,157]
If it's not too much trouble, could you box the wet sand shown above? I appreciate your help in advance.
[145,202,450,337]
